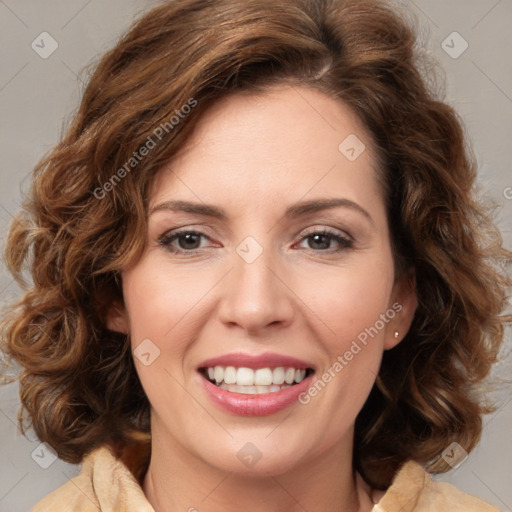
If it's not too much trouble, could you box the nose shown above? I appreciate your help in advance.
[217,246,295,336]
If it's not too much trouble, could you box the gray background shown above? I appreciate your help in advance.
[0,0,511,510]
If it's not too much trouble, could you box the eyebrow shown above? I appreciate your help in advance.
[150,198,373,224]
[284,198,373,224]
[150,200,228,220]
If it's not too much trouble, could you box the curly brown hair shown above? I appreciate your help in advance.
[1,0,510,490]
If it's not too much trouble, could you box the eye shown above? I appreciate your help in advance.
[158,227,353,255]
[297,229,353,252]
[159,229,214,253]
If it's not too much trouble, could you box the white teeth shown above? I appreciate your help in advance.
[224,366,237,385]
[237,367,255,386]
[214,366,224,383]
[272,367,285,385]
[294,369,306,383]
[219,383,292,394]
[254,368,273,386]
[285,367,295,384]
[207,365,310,388]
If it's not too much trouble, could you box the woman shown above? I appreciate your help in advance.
[1,0,510,510]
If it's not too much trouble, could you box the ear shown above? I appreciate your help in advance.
[384,270,417,350]
[105,300,130,335]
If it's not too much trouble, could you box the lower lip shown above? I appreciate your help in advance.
[199,373,314,416]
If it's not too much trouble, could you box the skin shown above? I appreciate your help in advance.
[107,85,417,512]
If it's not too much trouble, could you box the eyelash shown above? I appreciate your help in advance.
[158,228,354,255]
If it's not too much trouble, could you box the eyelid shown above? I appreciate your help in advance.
[158,224,355,254]
[294,226,354,252]
[158,228,217,247]
[298,225,353,241]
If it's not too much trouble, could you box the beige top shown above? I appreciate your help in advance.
[32,445,501,512]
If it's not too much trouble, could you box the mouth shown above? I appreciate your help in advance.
[198,365,315,395]
[197,353,317,415]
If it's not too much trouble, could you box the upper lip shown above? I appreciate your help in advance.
[198,351,315,370]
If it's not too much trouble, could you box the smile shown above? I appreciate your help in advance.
[197,352,316,415]
[200,366,313,395]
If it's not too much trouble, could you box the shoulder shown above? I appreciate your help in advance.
[375,460,502,512]
[31,446,154,512]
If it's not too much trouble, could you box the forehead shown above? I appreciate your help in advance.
[149,86,384,220]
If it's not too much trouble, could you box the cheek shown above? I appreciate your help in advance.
[290,255,395,450]
[122,258,212,345]
[300,253,395,346]
[121,261,206,413]
[121,257,223,410]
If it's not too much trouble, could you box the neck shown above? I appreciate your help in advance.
[143,423,375,512]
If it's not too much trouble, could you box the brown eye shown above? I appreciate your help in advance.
[159,230,210,253]
[298,230,353,252]
[175,233,202,250]
[307,233,331,250]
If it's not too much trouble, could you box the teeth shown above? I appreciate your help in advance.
[285,368,295,384]
[214,366,224,383]
[254,368,272,386]
[219,382,293,394]
[206,366,310,388]
[237,367,255,386]
[224,366,237,385]
[295,369,306,383]
[272,367,285,385]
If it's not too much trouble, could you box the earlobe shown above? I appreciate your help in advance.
[385,271,418,350]
[105,301,130,335]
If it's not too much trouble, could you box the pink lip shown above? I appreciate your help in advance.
[198,372,314,416]
[198,351,314,370]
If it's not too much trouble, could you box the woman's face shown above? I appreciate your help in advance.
[109,85,416,476]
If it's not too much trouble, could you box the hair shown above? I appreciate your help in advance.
[1,0,510,490]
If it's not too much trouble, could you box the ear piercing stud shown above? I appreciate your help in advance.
[394,331,399,339]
